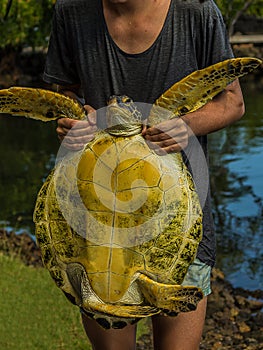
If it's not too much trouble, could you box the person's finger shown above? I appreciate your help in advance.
[145,138,182,154]
[144,131,171,142]
[56,113,97,145]
[146,131,188,147]
[66,126,97,138]
[57,117,77,129]
[144,117,185,135]
[64,133,96,145]
[61,141,86,151]
[84,104,96,114]
[84,105,97,125]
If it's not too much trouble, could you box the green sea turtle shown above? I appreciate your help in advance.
[0,57,261,329]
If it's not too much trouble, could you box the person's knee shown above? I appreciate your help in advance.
[81,314,137,350]
[152,297,207,350]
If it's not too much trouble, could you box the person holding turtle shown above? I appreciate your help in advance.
[43,0,245,349]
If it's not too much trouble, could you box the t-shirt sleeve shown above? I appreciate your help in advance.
[196,1,234,69]
[43,4,80,86]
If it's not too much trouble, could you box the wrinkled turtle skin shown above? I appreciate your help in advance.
[0,57,261,329]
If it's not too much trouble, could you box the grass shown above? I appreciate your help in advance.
[0,253,150,349]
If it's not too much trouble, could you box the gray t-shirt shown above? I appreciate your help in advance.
[44,0,233,267]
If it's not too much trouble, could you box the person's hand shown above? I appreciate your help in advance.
[56,105,97,150]
[141,117,189,155]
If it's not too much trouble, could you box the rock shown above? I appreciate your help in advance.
[0,229,43,267]
[201,268,263,350]
[239,321,251,333]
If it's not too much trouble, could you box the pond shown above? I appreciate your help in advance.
[0,78,262,291]
[209,80,263,291]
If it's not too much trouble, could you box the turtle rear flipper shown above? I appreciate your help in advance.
[86,301,159,318]
[137,273,203,313]
[66,262,159,318]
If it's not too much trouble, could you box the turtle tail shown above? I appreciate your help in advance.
[0,87,86,121]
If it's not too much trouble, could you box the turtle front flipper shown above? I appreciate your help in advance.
[149,57,262,126]
[0,87,85,121]
[137,273,203,314]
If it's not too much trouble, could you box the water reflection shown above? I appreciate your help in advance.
[209,81,263,290]
[0,116,58,231]
[0,80,262,290]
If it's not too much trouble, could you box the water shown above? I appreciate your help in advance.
[0,117,58,232]
[0,79,262,291]
[209,80,263,291]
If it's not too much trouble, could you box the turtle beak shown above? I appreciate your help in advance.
[108,95,132,106]
[108,95,119,105]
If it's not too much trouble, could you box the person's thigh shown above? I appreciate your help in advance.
[152,296,207,350]
[81,313,137,350]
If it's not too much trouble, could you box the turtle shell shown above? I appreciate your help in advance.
[34,125,203,328]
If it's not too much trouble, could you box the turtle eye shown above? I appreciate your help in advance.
[122,96,132,104]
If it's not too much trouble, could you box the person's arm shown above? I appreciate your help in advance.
[142,79,245,153]
[56,84,84,105]
[56,84,97,150]
[182,79,244,136]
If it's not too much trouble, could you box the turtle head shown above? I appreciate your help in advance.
[106,95,143,136]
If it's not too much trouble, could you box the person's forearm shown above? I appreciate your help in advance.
[182,79,245,136]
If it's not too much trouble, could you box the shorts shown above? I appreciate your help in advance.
[181,258,212,296]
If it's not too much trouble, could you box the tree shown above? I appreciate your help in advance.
[216,0,263,37]
[0,0,56,50]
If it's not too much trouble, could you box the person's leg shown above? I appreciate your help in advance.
[81,313,137,350]
[152,296,207,350]
[151,258,211,350]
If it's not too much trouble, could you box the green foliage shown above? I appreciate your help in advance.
[216,0,263,18]
[0,0,56,49]
[0,0,262,49]
[216,0,263,35]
